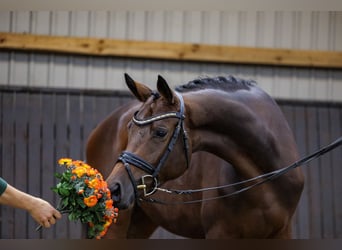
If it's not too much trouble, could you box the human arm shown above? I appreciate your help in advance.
[0,177,62,228]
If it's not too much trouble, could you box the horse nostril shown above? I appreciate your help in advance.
[111,183,121,202]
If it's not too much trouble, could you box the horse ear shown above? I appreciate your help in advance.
[124,73,152,102]
[157,75,175,104]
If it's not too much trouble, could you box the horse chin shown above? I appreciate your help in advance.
[114,195,135,210]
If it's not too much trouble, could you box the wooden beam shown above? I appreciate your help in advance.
[0,32,341,69]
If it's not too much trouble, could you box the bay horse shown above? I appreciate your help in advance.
[86,74,304,238]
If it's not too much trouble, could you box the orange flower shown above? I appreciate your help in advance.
[84,195,98,207]
[105,199,113,209]
[72,160,85,167]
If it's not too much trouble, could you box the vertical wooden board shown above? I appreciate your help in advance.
[163,61,183,87]
[68,94,82,160]
[146,11,165,42]
[224,11,240,46]
[242,11,257,47]
[88,57,106,89]
[312,12,321,50]
[316,12,330,50]
[183,11,201,43]
[31,11,51,35]
[108,10,128,39]
[329,106,342,237]
[236,65,256,81]
[164,10,184,43]
[279,104,299,237]
[102,95,116,117]
[305,106,322,238]
[201,11,220,45]
[11,52,30,86]
[93,95,113,125]
[255,66,274,96]
[54,94,70,238]
[27,93,43,239]
[89,11,108,38]
[127,11,146,40]
[13,92,29,238]
[331,70,342,102]
[334,12,342,51]
[67,94,83,238]
[312,70,330,101]
[293,105,310,239]
[49,55,68,88]
[257,11,276,48]
[294,68,311,101]
[105,58,126,90]
[40,94,56,239]
[29,54,50,87]
[0,11,11,31]
[71,56,88,89]
[107,94,122,116]
[278,11,294,49]
[142,60,165,85]
[317,107,334,238]
[70,11,89,37]
[12,11,30,33]
[118,95,134,106]
[0,52,10,85]
[1,92,15,238]
[82,95,97,160]
[51,11,70,36]
[298,11,313,50]
[273,67,293,99]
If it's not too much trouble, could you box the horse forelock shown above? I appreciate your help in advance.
[175,75,256,93]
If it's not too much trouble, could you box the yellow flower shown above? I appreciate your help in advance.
[88,178,101,189]
[58,158,73,166]
[72,166,87,178]
[87,168,98,177]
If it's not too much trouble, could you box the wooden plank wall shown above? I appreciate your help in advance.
[0,87,341,239]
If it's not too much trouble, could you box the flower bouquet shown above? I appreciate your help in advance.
[51,158,118,239]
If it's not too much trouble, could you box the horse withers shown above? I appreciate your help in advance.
[86,74,304,238]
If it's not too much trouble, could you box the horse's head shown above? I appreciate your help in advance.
[107,74,191,209]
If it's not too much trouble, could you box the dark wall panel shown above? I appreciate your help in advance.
[0,87,341,239]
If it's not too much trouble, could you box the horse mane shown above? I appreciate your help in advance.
[175,75,256,93]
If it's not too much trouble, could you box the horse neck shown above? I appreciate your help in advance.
[184,89,285,179]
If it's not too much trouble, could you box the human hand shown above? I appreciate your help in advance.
[28,197,62,229]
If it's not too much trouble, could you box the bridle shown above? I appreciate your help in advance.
[117,92,190,205]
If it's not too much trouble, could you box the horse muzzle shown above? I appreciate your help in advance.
[107,163,136,210]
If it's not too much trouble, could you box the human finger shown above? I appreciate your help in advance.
[53,210,62,219]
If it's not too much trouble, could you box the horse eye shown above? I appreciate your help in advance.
[154,128,168,138]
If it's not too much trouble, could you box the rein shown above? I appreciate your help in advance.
[140,136,342,205]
